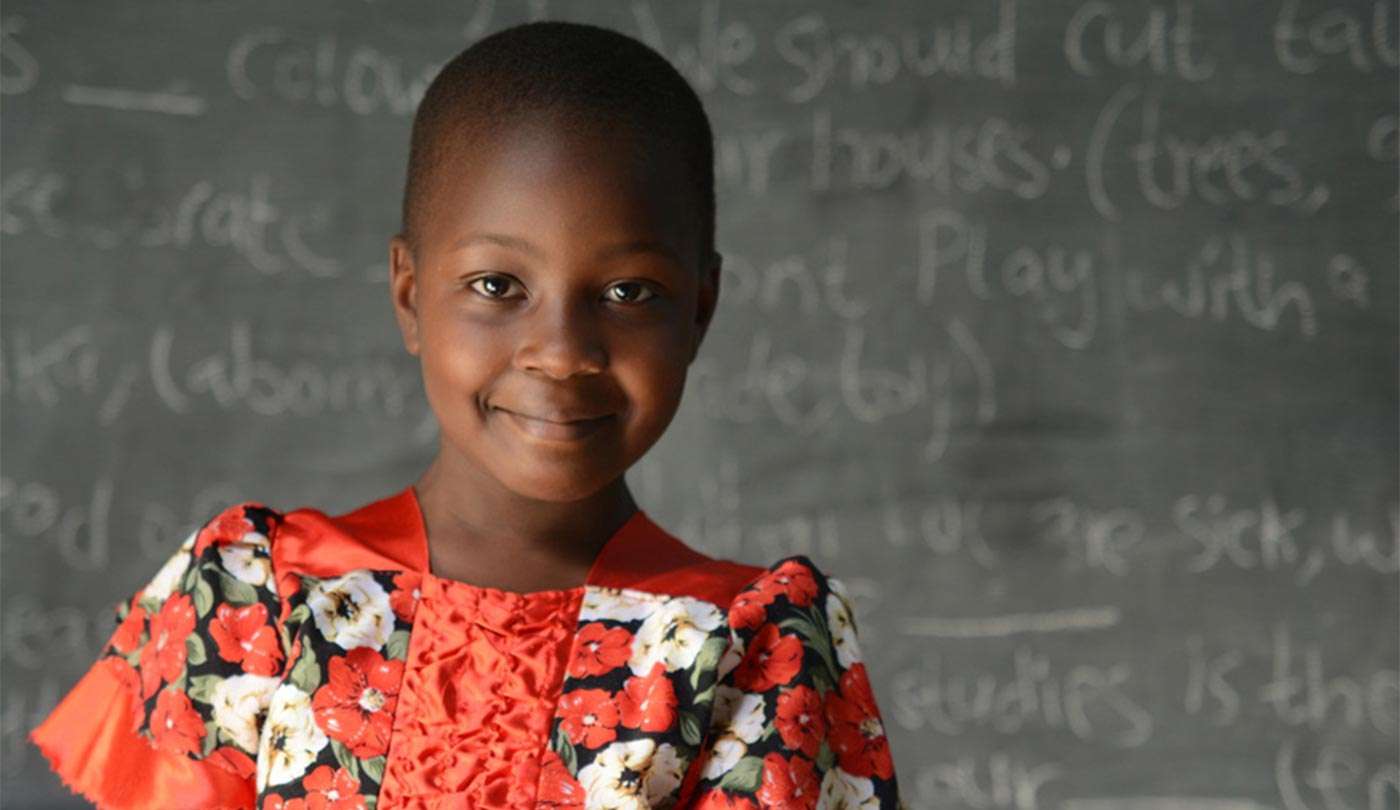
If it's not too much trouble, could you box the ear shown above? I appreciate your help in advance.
[688,250,722,364]
[389,234,421,356]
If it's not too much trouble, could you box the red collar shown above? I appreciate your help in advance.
[274,485,762,605]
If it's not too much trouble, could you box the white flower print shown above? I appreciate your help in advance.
[219,534,272,588]
[210,673,280,752]
[710,685,766,744]
[256,683,328,790]
[578,739,686,809]
[818,766,880,809]
[580,586,659,623]
[141,530,197,603]
[645,741,686,806]
[825,578,862,669]
[628,596,723,676]
[716,633,745,680]
[699,735,746,779]
[307,569,394,651]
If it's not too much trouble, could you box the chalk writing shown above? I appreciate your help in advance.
[1274,0,1399,74]
[906,752,1062,810]
[0,168,356,278]
[1260,623,1399,737]
[890,645,1155,747]
[1063,1,1215,81]
[773,0,1017,102]
[1275,737,1400,810]
[1087,84,1330,222]
[62,83,207,116]
[0,476,112,571]
[809,107,1055,197]
[1180,495,1398,582]
[150,321,420,417]
[226,28,438,115]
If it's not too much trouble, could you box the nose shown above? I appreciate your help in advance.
[513,296,608,380]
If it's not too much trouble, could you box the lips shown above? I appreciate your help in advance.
[492,405,614,443]
[494,406,612,424]
[509,411,607,425]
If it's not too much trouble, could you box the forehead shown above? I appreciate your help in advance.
[420,113,697,261]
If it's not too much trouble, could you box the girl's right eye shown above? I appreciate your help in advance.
[466,274,519,299]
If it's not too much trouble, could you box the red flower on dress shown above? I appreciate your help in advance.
[390,571,422,623]
[139,593,196,698]
[207,745,256,779]
[193,507,255,555]
[617,661,678,732]
[756,560,818,607]
[262,796,308,810]
[557,688,620,749]
[693,790,758,810]
[302,764,366,810]
[732,623,804,693]
[311,647,403,758]
[537,748,584,808]
[774,684,826,758]
[757,751,819,810]
[824,663,893,779]
[149,687,205,756]
[209,602,284,676]
[569,622,634,678]
[110,597,146,654]
[728,588,774,631]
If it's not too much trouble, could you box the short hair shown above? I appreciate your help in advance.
[400,21,716,268]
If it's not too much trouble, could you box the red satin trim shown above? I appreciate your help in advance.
[377,576,583,807]
[287,485,766,606]
[29,656,255,810]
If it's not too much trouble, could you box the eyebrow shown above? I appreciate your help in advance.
[451,232,684,268]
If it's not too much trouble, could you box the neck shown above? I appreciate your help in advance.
[411,446,639,583]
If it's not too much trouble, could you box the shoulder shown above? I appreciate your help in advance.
[598,513,855,613]
[605,528,849,622]
[183,488,426,591]
[122,500,291,620]
[173,501,286,610]
[135,501,282,602]
[190,500,284,556]
[727,554,854,633]
[590,511,767,607]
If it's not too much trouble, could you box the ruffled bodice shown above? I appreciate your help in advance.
[377,575,583,807]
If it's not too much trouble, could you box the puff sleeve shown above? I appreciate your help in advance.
[683,556,904,809]
[29,502,286,810]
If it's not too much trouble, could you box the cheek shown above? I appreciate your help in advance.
[416,312,499,410]
[617,342,690,425]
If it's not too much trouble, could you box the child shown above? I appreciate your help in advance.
[30,20,903,810]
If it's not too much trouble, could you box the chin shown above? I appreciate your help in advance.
[499,468,616,504]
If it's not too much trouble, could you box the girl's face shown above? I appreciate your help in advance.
[389,114,720,504]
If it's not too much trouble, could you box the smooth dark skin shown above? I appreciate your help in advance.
[389,113,721,593]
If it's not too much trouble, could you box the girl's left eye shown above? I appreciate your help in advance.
[604,281,658,305]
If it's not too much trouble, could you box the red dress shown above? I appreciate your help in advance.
[30,485,903,809]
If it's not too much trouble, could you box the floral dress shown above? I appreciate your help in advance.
[30,485,903,809]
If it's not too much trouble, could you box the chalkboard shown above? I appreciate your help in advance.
[3,2,1397,808]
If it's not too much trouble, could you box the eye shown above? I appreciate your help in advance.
[465,274,521,300]
[605,281,658,305]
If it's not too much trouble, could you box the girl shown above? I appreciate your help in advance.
[31,20,903,809]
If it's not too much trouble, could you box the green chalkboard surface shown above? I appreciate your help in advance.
[3,2,1396,808]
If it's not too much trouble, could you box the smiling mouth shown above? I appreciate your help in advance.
[494,407,614,443]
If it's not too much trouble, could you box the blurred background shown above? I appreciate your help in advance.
[2,2,1396,807]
